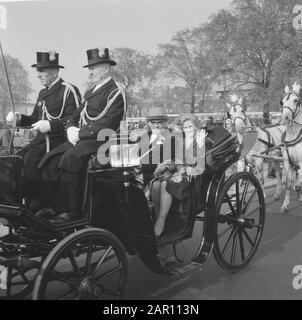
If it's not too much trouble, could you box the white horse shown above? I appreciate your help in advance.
[227,94,285,200]
[280,82,302,212]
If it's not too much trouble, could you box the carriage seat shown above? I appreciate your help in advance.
[204,127,240,169]
[205,126,232,149]
[88,155,112,172]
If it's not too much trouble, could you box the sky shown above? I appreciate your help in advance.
[0,0,233,98]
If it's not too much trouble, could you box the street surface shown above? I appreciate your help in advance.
[125,184,302,300]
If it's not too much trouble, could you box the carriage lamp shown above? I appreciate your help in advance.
[110,143,140,167]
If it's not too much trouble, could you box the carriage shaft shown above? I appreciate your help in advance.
[251,154,284,162]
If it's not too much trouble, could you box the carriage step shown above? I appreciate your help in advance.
[162,257,202,275]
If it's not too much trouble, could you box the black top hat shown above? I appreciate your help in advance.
[31,51,64,69]
[83,48,116,68]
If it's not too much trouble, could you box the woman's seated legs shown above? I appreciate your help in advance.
[154,181,173,236]
[151,180,161,218]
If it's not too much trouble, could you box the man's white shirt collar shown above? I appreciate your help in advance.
[92,77,112,93]
[47,77,60,90]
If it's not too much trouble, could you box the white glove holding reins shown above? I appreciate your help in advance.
[67,126,80,146]
[31,120,51,133]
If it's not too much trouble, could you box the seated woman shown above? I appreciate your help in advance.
[151,114,207,237]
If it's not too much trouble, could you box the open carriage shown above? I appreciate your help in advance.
[0,128,264,300]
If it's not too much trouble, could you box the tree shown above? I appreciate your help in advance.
[157,28,214,113]
[204,0,297,108]
[111,47,153,117]
[0,55,32,119]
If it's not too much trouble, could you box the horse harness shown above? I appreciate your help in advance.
[281,93,302,170]
[258,125,283,153]
[281,92,301,121]
[235,110,277,151]
[230,104,248,127]
[281,128,302,171]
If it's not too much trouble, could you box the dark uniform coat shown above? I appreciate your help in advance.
[39,78,125,175]
[19,78,81,154]
[17,77,80,199]
[39,77,125,213]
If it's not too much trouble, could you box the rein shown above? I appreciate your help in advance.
[288,118,302,127]
[234,111,281,153]
[282,97,302,147]
[233,115,247,126]
[282,127,302,147]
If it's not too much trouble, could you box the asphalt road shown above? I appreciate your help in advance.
[125,186,302,300]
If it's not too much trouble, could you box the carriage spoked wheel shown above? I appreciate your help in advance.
[32,228,128,300]
[213,172,265,272]
[0,265,38,300]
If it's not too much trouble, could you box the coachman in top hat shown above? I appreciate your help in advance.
[6,51,81,209]
[38,47,126,221]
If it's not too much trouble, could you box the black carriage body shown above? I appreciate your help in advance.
[86,130,246,273]
[0,156,24,213]
[0,129,263,299]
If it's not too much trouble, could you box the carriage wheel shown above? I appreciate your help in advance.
[32,228,128,300]
[213,172,265,272]
[0,266,38,300]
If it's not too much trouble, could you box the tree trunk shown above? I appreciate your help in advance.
[190,94,196,113]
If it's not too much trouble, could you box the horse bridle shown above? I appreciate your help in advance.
[281,93,301,121]
[230,104,247,126]
[281,92,302,151]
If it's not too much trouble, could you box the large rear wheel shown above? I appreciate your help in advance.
[213,172,265,272]
[32,228,128,300]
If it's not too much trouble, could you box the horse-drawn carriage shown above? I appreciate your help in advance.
[0,128,264,300]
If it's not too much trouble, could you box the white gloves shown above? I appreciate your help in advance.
[67,126,80,145]
[6,111,20,122]
[196,129,207,148]
[31,120,51,133]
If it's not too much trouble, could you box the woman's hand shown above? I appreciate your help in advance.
[196,129,207,148]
